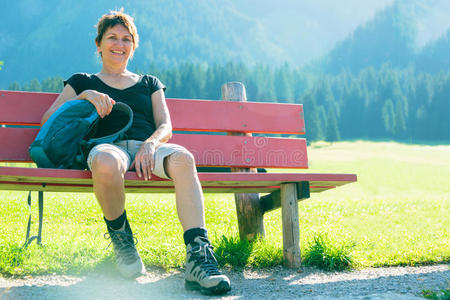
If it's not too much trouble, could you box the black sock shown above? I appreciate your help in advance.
[104,210,129,232]
[183,227,208,246]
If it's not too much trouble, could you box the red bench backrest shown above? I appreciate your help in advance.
[0,90,308,168]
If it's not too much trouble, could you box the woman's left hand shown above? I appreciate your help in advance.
[131,141,157,180]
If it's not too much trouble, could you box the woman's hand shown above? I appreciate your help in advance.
[131,141,157,181]
[78,89,116,118]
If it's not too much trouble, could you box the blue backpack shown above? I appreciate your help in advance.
[29,100,133,169]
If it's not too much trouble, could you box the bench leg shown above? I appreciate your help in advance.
[234,193,265,241]
[222,82,266,242]
[23,191,44,248]
[281,183,301,268]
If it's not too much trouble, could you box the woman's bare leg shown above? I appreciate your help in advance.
[164,149,205,231]
[90,150,128,220]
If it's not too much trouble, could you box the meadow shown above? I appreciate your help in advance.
[0,141,448,276]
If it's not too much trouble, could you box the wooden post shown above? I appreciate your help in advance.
[222,82,265,241]
[281,183,301,268]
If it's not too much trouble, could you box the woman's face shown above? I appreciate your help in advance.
[97,24,134,66]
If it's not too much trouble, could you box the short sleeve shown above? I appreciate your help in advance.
[63,73,89,95]
[146,75,166,95]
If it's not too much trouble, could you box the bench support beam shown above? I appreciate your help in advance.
[260,181,310,213]
[281,183,301,268]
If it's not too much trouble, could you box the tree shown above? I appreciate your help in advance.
[42,76,64,93]
[317,105,327,141]
[301,91,323,142]
[382,99,396,135]
[274,63,294,103]
[325,107,340,142]
[394,98,407,136]
[8,81,20,91]
[340,80,367,139]
[5,61,450,143]
[0,61,3,70]
[313,77,335,106]
[22,79,42,92]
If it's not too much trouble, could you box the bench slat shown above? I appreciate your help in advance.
[0,91,305,134]
[0,128,308,168]
[167,99,305,134]
[0,91,57,126]
[1,127,38,161]
[0,181,283,193]
[0,166,356,185]
[0,166,356,193]
[0,181,334,193]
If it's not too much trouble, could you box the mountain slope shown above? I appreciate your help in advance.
[0,0,288,87]
[321,0,450,74]
[415,29,450,73]
[322,1,417,74]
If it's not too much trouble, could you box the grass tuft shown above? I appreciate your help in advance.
[422,288,450,300]
[214,235,283,269]
[0,242,27,276]
[303,233,355,271]
[246,238,283,268]
[214,235,253,268]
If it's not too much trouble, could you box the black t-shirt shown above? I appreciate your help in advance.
[64,73,166,141]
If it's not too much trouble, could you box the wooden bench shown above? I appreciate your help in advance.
[0,82,356,267]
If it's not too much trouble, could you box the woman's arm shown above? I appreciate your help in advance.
[132,89,173,180]
[41,86,116,125]
[146,89,173,146]
[41,84,77,125]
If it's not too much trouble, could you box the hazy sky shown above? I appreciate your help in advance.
[415,0,450,47]
[237,0,449,64]
[238,0,395,63]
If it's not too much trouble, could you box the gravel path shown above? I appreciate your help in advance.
[0,264,448,299]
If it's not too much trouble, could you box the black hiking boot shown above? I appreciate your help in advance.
[105,224,145,279]
[185,236,231,295]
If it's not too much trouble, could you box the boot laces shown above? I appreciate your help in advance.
[104,231,139,264]
[189,242,221,276]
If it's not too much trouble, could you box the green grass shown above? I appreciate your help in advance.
[214,235,282,269]
[422,288,450,300]
[302,232,354,271]
[0,141,449,276]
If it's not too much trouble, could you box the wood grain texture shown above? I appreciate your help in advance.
[1,128,308,168]
[0,90,305,134]
[222,82,265,241]
[281,183,301,268]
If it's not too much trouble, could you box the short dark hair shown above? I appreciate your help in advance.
[95,9,139,50]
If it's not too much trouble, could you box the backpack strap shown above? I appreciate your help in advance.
[88,102,133,145]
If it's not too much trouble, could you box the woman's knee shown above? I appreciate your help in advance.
[91,151,127,179]
[165,149,196,178]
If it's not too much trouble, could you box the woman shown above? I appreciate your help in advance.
[41,10,231,295]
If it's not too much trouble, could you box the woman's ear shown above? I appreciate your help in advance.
[96,47,102,58]
[96,40,101,56]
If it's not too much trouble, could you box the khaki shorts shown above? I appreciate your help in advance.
[87,140,187,179]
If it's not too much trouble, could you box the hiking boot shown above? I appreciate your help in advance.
[185,236,231,295]
[105,229,145,279]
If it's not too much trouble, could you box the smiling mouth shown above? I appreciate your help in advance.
[111,50,125,55]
